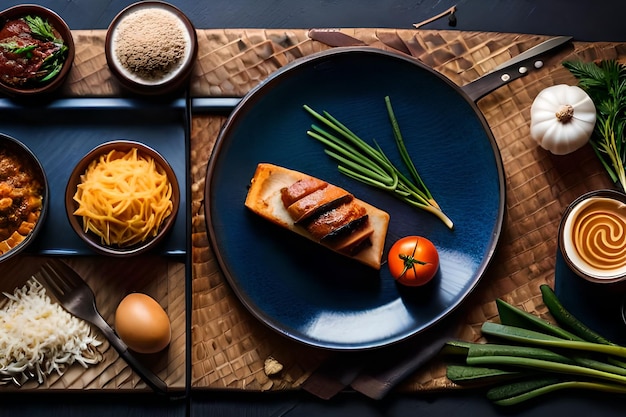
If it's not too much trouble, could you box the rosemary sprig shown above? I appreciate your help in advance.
[563,60,626,191]
[303,97,453,229]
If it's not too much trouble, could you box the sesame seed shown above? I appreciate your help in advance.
[113,8,188,82]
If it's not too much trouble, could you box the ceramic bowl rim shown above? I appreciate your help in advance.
[65,140,180,257]
[104,0,198,95]
[0,133,49,263]
[558,188,626,284]
[0,4,75,96]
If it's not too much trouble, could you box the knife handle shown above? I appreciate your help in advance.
[92,313,169,395]
[461,61,539,102]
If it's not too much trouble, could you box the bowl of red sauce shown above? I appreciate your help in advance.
[105,1,198,95]
[0,4,75,97]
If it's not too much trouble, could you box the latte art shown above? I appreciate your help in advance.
[561,194,626,282]
[572,201,626,271]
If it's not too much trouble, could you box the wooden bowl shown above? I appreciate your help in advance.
[104,1,198,95]
[65,141,180,257]
[0,4,75,97]
[0,133,48,262]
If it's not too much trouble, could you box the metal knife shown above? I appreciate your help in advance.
[491,35,573,71]
[305,30,573,102]
[191,34,573,111]
[461,35,573,101]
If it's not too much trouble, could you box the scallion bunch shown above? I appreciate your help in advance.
[303,96,453,229]
[445,285,626,406]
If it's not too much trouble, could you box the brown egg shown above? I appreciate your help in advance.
[114,293,171,354]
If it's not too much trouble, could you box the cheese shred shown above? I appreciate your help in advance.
[73,148,174,247]
[0,278,102,386]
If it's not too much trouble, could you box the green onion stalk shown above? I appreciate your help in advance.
[444,289,626,406]
[303,96,454,229]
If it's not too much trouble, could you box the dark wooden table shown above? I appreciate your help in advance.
[1,1,626,416]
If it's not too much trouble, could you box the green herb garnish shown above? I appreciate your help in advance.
[39,43,68,82]
[0,42,37,56]
[23,15,60,42]
[563,60,626,191]
[19,15,68,83]
[303,96,453,229]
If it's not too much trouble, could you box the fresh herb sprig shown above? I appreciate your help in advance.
[303,96,453,229]
[563,60,626,191]
[39,43,68,82]
[22,15,68,83]
[0,42,37,56]
[23,15,61,42]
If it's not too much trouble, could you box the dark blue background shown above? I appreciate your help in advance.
[1,0,624,42]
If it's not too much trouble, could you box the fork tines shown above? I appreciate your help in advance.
[37,262,70,300]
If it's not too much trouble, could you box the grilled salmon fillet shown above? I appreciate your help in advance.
[244,163,390,269]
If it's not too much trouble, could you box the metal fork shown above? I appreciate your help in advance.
[36,260,168,395]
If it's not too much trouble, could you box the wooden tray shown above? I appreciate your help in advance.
[185,29,623,392]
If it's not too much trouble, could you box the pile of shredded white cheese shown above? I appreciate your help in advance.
[0,278,102,386]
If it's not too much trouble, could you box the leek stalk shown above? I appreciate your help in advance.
[445,292,626,406]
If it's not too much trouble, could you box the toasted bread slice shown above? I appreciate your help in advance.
[244,163,390,269]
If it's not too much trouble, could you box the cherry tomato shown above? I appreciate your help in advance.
[388,236,439,286]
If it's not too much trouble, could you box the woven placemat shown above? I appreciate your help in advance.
[52,28,625,393]
[0,255,186,392]
[187,29,624,393]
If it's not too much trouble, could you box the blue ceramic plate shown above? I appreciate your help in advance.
[205,48,505,350]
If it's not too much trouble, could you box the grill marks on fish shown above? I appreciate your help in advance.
[280,177,328,207]
[244,163,390,270]
[281,179,372,255]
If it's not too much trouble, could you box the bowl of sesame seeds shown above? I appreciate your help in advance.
[105,1,197,95]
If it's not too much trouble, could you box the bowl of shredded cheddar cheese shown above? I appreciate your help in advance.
[104,1,197,95]
[65,140,179,256]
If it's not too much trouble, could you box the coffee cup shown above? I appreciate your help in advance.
[558,189,626,283]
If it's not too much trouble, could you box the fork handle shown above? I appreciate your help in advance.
[92,314,169,395]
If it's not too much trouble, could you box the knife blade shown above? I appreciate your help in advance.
[491,35,573,71]
[461,35,573,101]
[190,35,574,111]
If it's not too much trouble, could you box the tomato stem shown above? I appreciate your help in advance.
[398,253,428,277]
